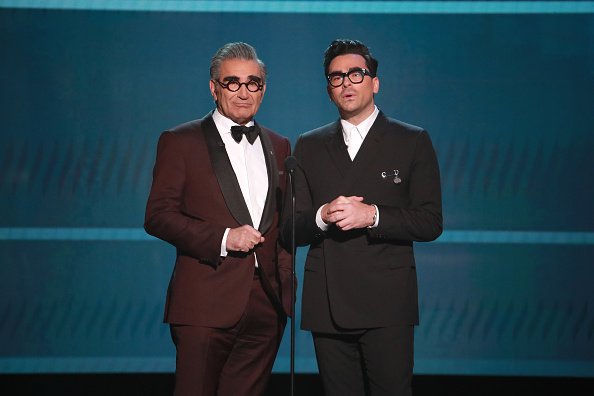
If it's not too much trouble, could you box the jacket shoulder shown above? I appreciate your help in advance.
[301,121,339,141]
[378,115,435,149]
[157,114,215,146]
[261,125,290,146]
[382,115,425,135]
[166,118,205,136]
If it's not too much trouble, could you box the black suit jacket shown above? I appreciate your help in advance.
[145,112,293,327]
[283,112,442,332]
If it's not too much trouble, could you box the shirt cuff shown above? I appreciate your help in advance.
[220,228,230,257]
[315,205,330,231]
[369,204,379,228]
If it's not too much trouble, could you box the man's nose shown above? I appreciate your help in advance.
[237,84,250,98]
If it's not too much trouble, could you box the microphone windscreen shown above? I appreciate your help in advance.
[284,156,298,172]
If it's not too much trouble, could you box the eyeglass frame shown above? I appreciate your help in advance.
[213,78,264,93]
[326,68,376,87]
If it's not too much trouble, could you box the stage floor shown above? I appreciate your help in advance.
[2,374,593,395]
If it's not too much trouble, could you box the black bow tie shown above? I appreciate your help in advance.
[231,125,260,144]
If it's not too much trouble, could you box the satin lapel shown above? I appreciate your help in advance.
[257,124,278,234]
[344,112,387,191]
[203,114,253,227]
[253,127,283,315]
[325,120,352,179]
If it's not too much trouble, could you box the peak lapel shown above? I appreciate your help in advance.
[325,121,352,179]
[202,114,253,227]
[343,112,387,191]
[257,124,278,234]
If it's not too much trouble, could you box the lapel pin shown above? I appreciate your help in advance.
[381,169,401,184]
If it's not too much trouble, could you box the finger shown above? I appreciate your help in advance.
[336,219,351,230]
[324,206,335,222]
[328,196,345,206]
[347,196,364,202]
[331,203,345,212]
[242,224,260,235]
[333,212,348,223]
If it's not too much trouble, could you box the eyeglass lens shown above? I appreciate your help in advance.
[328,69,368,87]
[219,80,263,92]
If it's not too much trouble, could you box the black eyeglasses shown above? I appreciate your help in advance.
[214,79,264,92]
[326,68,375,87]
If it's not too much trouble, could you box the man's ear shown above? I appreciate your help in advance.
[209,80,218,102]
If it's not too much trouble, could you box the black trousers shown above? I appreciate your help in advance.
[313,325,414,396]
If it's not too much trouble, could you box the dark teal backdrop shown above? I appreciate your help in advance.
[1,1,593,376]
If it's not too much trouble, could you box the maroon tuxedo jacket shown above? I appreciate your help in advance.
[145,113,292,327]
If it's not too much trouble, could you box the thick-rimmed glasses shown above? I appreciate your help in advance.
[214,79,264,92]
[326,68,375,87]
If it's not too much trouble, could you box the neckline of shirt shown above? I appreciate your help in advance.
[212,108,255,139]
[340,106,380,144]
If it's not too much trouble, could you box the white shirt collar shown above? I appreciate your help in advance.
[212,108,255,138]
[340,106,380,145]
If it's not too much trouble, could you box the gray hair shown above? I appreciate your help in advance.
[210,42,267,82]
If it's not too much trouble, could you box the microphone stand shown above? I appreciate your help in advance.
[288,166,296,396]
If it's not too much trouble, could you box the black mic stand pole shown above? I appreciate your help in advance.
[288,166,296,396]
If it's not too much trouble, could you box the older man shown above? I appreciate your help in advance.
[145,42,292,396]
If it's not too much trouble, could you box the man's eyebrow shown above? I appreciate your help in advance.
[248,75,262,82]
[328,67,365,75]
[221,75,262,83]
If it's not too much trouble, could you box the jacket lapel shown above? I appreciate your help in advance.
[202,114,253,227]
[257,123,278,234]
[343,112,387,190]
[325,120,352,179]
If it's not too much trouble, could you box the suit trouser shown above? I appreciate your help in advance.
[313,325,414,396]
[170,271,285,396]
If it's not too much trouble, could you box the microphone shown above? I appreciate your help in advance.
[284,156,298,173]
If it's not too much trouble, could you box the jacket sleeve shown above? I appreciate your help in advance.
[368,130,443,242]
[144,131,226,266]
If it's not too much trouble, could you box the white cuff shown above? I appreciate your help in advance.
[369,204,379,228]
[220,228,230,257]
[315,205,330,231]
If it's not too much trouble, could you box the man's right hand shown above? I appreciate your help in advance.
[226,225,265,252]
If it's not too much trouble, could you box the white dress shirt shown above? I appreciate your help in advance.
[212,109,269,258]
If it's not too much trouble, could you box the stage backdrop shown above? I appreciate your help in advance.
[1,1,593,377]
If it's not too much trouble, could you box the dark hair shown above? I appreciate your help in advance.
[323,39,378,77]
[210,42,267,82]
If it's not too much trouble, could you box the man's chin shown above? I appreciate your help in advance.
[338,106,358,117]
[228,111,256,125]
[337,102,358,113]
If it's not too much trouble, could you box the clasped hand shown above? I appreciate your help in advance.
[226,225,265,252]
[322,195,375,231]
